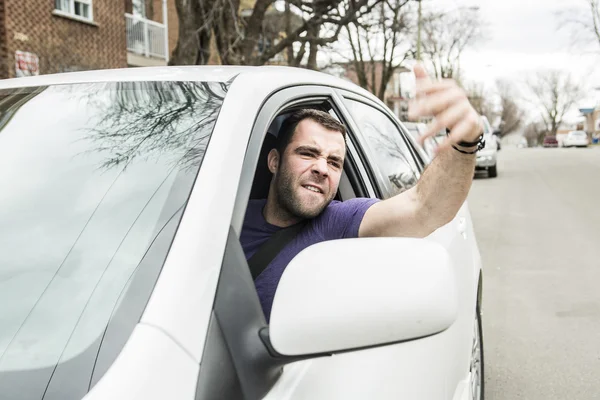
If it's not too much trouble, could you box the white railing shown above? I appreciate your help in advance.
[125,13,168,60]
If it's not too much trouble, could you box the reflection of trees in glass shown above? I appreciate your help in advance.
[80,80,231,172]
[0,80,233,397]
[361,120,417,192]
[388,171,416,193]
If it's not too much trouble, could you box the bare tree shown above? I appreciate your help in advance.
[170,0,384,67]
[80,81,230,171]
[496,80,524,136]
[527,70,581,137]
[523,120,547,146]
[558,0,600,52]
[586,0,600,46]
[416,6,483,80]
[169,0,217,65]
[464,81,496,123]
[327,0,411,99]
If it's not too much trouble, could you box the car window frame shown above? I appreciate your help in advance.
[339,89,427,170]
[230,85,377,235]
[334,89,426,199]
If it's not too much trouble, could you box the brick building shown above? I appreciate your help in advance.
[0,0,178,79]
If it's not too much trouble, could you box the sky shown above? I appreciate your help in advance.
[403,0,600,125]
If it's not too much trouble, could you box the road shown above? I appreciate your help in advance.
[468,147,600,400]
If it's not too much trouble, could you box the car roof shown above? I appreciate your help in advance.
[0,65,382,104]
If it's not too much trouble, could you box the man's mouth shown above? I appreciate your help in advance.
[302,185,323,194]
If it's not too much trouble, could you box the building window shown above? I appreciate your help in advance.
[55,0,93,21]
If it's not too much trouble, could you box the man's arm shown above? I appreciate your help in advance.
[358,64,482,239]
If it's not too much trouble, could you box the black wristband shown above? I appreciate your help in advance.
[446,128,484,147]
[452,144,479,154]
[446,128,485,153]
[457,134,484,147]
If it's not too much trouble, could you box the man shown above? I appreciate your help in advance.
[241,64,483,321]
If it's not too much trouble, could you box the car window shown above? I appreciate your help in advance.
[0,81,228,399]
[343,98,420,198]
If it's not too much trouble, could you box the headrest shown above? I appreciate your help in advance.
[249,115,289,200]
[267,113,288,138]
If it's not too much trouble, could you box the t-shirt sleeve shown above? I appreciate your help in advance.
[314,197,380,240]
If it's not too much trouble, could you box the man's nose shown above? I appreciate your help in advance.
[311,157,329,177]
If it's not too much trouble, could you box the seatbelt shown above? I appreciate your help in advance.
[248,220,308,280]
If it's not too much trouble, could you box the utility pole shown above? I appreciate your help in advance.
[416,0,422,61]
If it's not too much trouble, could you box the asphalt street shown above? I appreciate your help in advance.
[468,147,600,399]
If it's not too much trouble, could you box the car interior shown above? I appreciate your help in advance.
[248,101,369,204]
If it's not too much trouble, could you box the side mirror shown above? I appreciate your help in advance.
[268,237,458,357]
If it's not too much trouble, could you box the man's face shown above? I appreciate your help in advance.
[270,119,346,219]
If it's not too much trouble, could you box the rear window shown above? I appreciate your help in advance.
[0,81,228,399]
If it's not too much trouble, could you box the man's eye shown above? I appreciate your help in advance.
[329,161,341,168]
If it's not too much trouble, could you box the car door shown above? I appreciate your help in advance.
[332,90,481,399]
[221,84,432,399]
[250,88,480,399]
[212,83,481,400]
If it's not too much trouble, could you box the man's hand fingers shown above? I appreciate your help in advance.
[413,64,433,98]
[413,63,429,81]
[421,100,471,139]
[436,117,478,153]
[410,87,466,119]
[409,69,482,149]
[415,79,458,96]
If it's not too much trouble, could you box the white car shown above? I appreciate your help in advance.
[476,117,498,178]
[563,130,589,148]
[0,66,484,400]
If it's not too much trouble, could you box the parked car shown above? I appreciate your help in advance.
[563,130,589,148]
[475,116,499,178]
[492,129,502,151]
[543,135,559,148]
[481,116,501,150]
[0,66,485,400]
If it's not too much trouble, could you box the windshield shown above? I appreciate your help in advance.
[0,81,228,399]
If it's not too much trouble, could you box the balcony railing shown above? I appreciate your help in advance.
[125,13,168,60]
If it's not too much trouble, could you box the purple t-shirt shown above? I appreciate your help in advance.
[240,197,380,321]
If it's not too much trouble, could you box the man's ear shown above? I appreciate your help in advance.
[267,148,280,174]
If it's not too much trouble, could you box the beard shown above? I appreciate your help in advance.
[273,165,336,220]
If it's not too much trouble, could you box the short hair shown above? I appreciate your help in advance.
[275,109,346,156]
